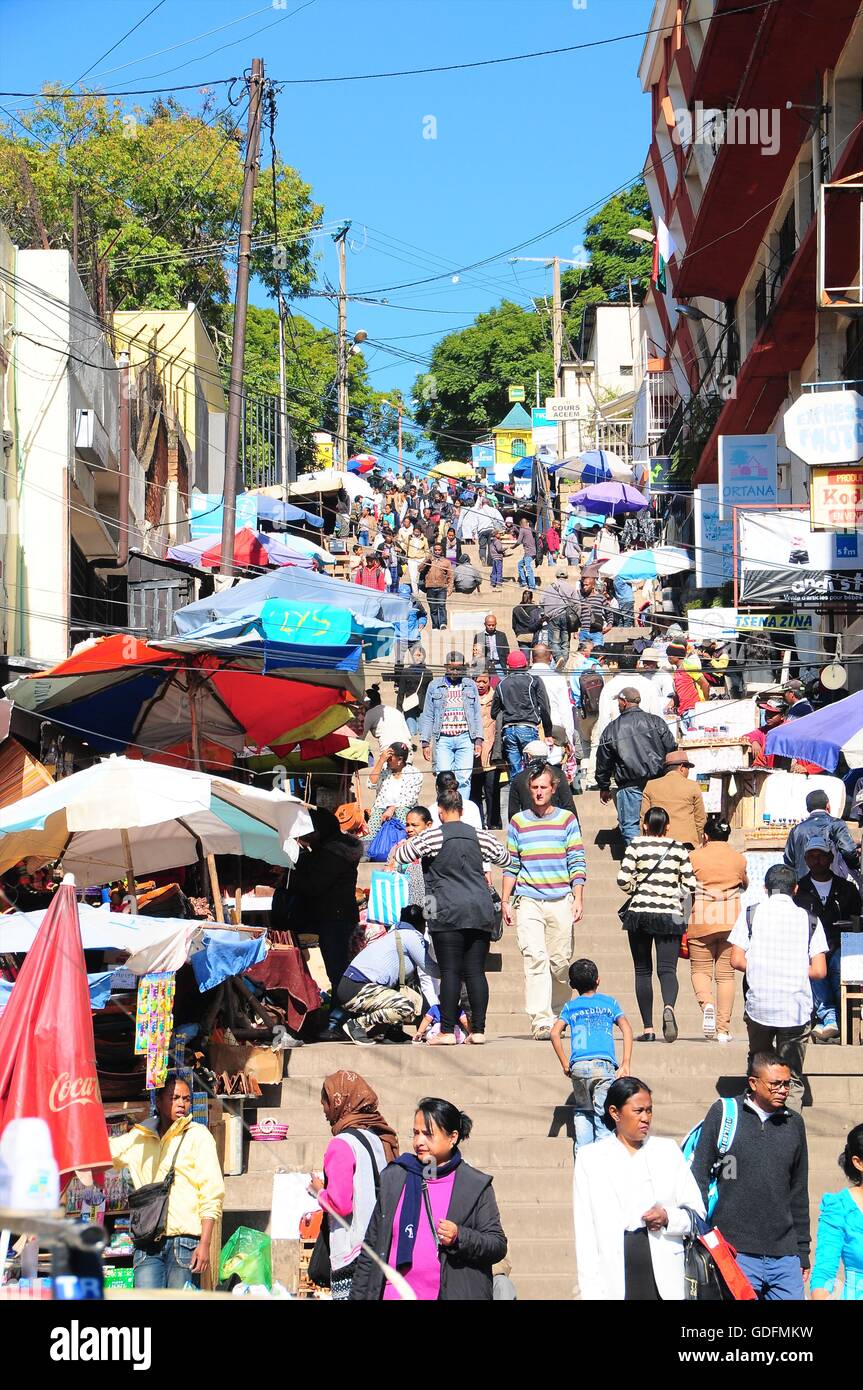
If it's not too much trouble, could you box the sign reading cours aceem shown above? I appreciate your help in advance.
[783,389,863,467]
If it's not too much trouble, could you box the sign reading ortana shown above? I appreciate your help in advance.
[810,466,863,531]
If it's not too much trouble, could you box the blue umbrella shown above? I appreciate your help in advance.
[766,690,863,771]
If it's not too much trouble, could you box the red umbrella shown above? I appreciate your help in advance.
[0,879,111,1178]
[200,527,270,569]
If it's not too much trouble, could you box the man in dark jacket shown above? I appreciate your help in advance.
[490,650,553,780]
[506,736,577,817]
[690,1052,810,1301]
[783,790,859,880]
[595,687,676,844]
[795,837,862,1042]
[472,613,511,677]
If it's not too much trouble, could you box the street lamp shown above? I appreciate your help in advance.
[675,303,726,327]
[628,228,656,244]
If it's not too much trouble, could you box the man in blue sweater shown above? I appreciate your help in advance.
[690,1051,810,1300]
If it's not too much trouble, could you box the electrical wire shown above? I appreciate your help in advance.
[73,0,168,87]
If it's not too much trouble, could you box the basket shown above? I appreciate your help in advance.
[249,1119,289,1142]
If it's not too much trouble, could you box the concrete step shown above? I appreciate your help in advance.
[510,1272,578,1301]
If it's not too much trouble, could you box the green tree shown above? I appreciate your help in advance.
[414,181,654,459]
[0,90,321,340]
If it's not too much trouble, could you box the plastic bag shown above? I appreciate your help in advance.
[219,1226,272,1289]
[367,817,407,863]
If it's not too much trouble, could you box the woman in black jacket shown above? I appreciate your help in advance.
[350,1097,507,1301]
[512,588,543,654]
[289,808,363,1032]
[386,646,433,737]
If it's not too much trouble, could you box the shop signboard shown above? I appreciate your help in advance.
[508,385,526,402]
[809,465,863,530]
[545,397,581,421]
[687,608,817,639]
[471,443,495,470]
[260,600,352,647]
[718,434,777,519]
[783,389,863,467]
[649,456,692,495]
[189,492,257,539]
[738,507,863,606]
[694,484,734,586]
[531,407,558,450]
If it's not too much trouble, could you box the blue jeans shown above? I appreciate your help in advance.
[546,615,570,665]
[405,714,419,736]
[434,731,474,800]
[490,558,503,588]
[133,1235,201,1290]
[579,628,604,647]
[570,1058,617,1157]
[502,723,540,781]
[518,555,536,589]
[615,785,643,844]
[813,948,841,1029]
[735,1253,804,1301]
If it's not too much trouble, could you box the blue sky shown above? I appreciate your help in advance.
[1,0,654,454]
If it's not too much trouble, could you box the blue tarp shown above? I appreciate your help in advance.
[766,690,863,772]
[173,567,409,638]
[191,928,268,992]
[0,971,114,1012]
[255,497,324,528]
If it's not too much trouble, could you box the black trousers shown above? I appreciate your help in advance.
[316,923,354,996]
[624,1228,661,1300]
[627,931,680,1028]
[471,768,502,829]
[431,929,490,1033]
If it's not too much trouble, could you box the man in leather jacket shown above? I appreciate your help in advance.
[595,687,676,844]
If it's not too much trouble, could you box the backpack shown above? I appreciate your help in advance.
[579,671,604,717]
[681,1097,738,1221]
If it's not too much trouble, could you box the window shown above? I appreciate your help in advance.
[511,438,527,459]
[619,364,633,376]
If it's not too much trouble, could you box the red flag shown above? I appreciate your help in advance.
[0,880,111,1176]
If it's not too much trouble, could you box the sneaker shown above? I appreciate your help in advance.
[469,1033,486,1045]
[533,1027,552,1041]
[341,1018,377,1046]
[702,1003,716,1038]
[662,1006,678,1043]
[715,1032,733,1044]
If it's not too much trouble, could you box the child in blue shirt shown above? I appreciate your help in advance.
[551,958,633,1156]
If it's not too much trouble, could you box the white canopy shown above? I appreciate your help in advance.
[287,469,374,502]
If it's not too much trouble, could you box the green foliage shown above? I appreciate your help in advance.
[413,181,654,459]
[0,90,321,341]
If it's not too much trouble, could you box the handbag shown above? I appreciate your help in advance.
[395,929,423,1017]
[682,1208,732,1301]
[679,931,690,959]
[490,887,504,943]
[367,817,407,863]
[128,1128,188,1249]
[617,842,675,924]
[368,869,411,927]
[336,772,366,837]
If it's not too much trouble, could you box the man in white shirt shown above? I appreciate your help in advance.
[638,649,677,733]
[729,863,827,1113]
[530,644,577,749]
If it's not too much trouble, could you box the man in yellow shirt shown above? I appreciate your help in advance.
[110,1075,224,1290]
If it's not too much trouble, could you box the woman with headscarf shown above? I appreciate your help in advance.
[309,1070,400,1300]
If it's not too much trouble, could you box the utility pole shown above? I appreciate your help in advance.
[334,223,351,469]
[220,57,266,574]
[276,288,295,488]
[397,401,403,475]
[510,254,582,460]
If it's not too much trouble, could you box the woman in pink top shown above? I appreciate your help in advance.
[350,1097,507,1301]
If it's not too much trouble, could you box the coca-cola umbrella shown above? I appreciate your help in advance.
[0,877,111,1178]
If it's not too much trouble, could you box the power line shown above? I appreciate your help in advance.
[73,0,168,86]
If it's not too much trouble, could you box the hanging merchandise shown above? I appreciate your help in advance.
[134,972,176,1091]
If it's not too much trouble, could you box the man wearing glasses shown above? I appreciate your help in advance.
[728,863,828,1113]
[690,1052,812,1301]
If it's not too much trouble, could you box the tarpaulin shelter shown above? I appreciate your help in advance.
[766,690,863,771]
[166,528,326,571]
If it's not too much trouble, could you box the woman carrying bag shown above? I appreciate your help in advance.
[574,1077,705,1300]
[110,1075,224,1290]
[309,1070,399,1300]
[350,1097,507,1301]
[616,807,698,1044]
[366,742,423,843]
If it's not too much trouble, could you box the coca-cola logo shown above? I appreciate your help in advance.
[48,1072,98,1112]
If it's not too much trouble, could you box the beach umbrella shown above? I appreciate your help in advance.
[600,547,692,581]
[0,879,112,1177]
[766,689,863,771]
[287,469,374,502]
[0,756,313,878]
[347,454,376,474]
[567,481,649,515]
[430,459,476,481]
[167,529,319,571]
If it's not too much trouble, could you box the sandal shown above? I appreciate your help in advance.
[635,1031,656,1042]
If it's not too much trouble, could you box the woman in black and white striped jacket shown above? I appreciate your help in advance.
[617,807,698,1045]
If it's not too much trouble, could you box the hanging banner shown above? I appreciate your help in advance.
[809,465,863,530]
[738,508,863,606]
[718,434,777,519]
[694,484,734,587]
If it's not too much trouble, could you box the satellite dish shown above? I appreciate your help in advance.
[821,662,847,691]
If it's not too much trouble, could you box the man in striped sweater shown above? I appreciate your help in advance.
[502,764,587,1040]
